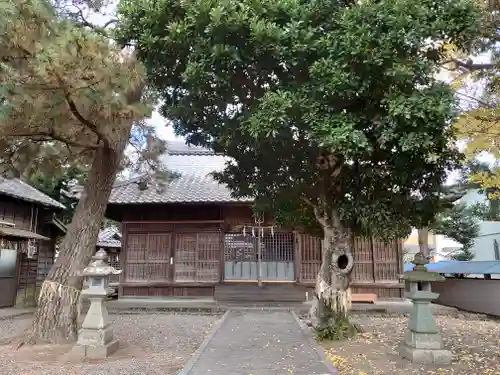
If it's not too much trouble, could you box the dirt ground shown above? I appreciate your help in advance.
[322,313,500,375]
[0,312,219,375]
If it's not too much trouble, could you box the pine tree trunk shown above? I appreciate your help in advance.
[310,224,354,328]
[27,144,124,344]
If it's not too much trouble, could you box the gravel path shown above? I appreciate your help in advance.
[0,313,219,375]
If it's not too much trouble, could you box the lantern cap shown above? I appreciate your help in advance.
[401,252,445,282]
[81,249,122,277]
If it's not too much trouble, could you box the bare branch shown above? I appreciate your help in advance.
[456,92,495,108]
[128,138,159,172]
[69,6,117,35]
[442,58,496,72]
[73,7,96,29]
[103,19,118,28]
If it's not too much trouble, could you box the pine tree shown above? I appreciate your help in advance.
[0,0,162,343]
[432,204,480,261]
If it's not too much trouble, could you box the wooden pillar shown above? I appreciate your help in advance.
[293,231,302,283]
[118,222,127,298]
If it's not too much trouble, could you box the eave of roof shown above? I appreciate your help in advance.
[0,178,66,210]
[0,227,50,241]
[96,226,122,248]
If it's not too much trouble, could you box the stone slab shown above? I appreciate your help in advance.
[399,343,452,365]
[179,310,337,375]
[403,331,445,350]
[71,339,119,359]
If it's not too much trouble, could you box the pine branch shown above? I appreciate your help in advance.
[3,131,99,149]
[67,6,117,36]
[11,43,109,148]
[60,86,108,146]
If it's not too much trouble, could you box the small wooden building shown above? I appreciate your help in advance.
[96,226,121,268]
[106,141,404,301]
[96,226,121,291]
[0,178,66,307]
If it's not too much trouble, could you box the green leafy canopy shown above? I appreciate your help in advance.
[117,0,481,237]
[432,203,480,261]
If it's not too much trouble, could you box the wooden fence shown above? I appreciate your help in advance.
[296,233,403,290]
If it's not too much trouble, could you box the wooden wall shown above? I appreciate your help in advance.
[117,203,403,299]
[120,203,223,222]
[296,233,404,298]
[119,220,224,297]
[0,196,57,306]
[0,197,36,231]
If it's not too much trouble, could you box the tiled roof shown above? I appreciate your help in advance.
[96,226,122,248]
[0,177,65,209]
[167,142,216,156]
[108,141,252,204]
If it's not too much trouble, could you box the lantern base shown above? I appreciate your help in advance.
[71,338,119,359]
[399,343,452,365]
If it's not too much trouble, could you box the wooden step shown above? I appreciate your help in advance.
[215,283,307,303]
[351,293,377,304]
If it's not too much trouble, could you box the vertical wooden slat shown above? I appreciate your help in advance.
[297,233,321,284]
[174,231,221,283]
[219,230,224,283]
[371,237,376,283]
[118,222,128,298]
[170,233,175,283]
[294,231,301,283]
[195,233,200,281]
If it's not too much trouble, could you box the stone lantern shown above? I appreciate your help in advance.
[71,249,122,359]
[398,252,452,365]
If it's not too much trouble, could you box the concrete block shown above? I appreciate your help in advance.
[71,340,120,359]
[399,343,452,365]
[85,340,120,359]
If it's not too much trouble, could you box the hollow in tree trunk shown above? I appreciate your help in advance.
[310,224,354,330]
[26,144,124,344]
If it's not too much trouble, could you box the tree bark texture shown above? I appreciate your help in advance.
[417,227,430,259]
[28,143,124,344]
[309,224,354,328]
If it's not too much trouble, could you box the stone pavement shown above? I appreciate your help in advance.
[179,310,336,375]
[103,297,458,316]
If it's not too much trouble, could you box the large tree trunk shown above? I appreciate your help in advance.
[27,143,124,344]
[417,227,430,259]
[310,224,354,329]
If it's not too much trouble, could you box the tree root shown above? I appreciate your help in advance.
[15,280,81,349]
[314,315,362,341]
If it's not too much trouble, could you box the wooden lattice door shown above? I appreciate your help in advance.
[124,233,173,282]
[174,232,221,283]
